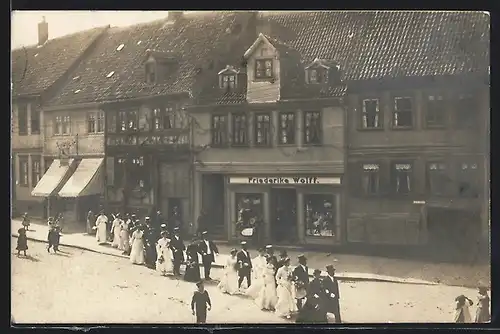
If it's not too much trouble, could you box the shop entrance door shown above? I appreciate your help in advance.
[270,188,297,243]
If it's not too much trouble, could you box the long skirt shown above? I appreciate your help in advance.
[119,230,130,252]
[255,281,278,310]
[475,307,490,323]
[218,268,239,295]
[246,273,264,299]
[184,263,201,282]
[96,224,107,244]
[275,283,298,317]
[112,227,121,248]
[130,240,145,265]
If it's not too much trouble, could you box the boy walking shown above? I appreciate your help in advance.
[191,281,212,324]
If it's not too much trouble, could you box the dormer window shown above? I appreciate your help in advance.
[222,75,236,89]
[255,59,273,79]
[218,65,239,91]
[145,62,156,84]
[305,58,340,85]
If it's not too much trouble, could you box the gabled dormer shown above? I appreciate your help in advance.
[218,65,240,92]
[305,58,341,85]
[143,49,178,85]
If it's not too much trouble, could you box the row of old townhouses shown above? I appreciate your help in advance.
[11,11,490,256]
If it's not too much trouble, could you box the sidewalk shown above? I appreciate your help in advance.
[12,220,489,287]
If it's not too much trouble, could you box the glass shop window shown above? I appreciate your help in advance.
[235,193,263,232]
[305,194,336,237]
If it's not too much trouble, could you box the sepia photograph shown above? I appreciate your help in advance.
[11,10,490,325]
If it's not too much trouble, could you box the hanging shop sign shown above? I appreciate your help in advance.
[229,176,341,185]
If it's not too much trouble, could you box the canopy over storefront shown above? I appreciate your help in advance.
[58,158,104,198]
[31,159,75,197]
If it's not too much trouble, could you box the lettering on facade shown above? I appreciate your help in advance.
[228,176,341,185]
[107,134,188,146]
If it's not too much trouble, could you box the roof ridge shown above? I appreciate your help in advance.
[12,25,110,52]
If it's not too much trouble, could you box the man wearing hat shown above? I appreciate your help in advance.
[169,227,185,276]
[296,269,327,323]
[236,241,252,289]
[277,250,288,271]
[323,264,341,323]
[265,245,278,270]
[191,281,212,324]
[143,217,158,269]
[292,254,309,310]
[197,231,219,280]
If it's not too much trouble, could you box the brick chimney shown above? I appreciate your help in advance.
[168,11,183,22]
[38,16,48,46]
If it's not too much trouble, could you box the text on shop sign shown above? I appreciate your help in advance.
[229,177,341,185]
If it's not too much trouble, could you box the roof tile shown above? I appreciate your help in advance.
[11,26,108,97]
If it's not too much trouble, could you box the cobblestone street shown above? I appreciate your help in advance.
[11,238,486,324]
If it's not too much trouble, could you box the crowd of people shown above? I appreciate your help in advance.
[14,211,491,324]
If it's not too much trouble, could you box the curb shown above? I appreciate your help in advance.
[12,234,438,286]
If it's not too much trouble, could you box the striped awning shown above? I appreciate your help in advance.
[58,158,104,198]
[31,159,75,197]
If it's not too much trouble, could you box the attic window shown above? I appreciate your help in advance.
[145,62,156,84]
[309,69,325,84]
[255,59,273,79]
[116,44,125,51]
[107,71,115,78]
[218,65,239,91]
[221,75,236,90]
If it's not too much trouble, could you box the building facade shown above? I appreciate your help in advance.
[11,18,108,218]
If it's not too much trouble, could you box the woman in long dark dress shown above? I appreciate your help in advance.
[16,228,28,256]
[475,286,490,323]
[184,239,201,282]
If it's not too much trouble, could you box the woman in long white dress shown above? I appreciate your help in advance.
[111,214,123,248]
[130,226,145,265]
[275,258,298,319]
[95,212,109,245]
[218,249,239,295]
[156,231,173,275]
[255,257,278,311]
[119,217,131,253]
[246,248,267,299]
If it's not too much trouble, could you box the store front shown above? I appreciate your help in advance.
[223,175,343,245]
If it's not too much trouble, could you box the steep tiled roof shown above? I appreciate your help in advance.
[11,27,108,97]
[262,10,489,81]
[47,12,255,107]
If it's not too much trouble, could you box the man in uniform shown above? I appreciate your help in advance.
[198,231,219,280]
[292,254,309,310]
[323,264,341,323]
[169,227,185,276]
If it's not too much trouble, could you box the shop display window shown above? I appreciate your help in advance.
[235,193,263,232]
[305,194,335,237]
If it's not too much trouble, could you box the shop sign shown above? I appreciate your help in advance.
[229,176,341,185]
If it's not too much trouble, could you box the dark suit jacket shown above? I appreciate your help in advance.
[236,249,252,274]
[169,235,185,261]
[198,240,219,262]
[322,275,340,312]
[293,265,310,286]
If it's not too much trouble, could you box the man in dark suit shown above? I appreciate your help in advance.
[323,264,341,323]
[169,227,185,276]
[296,269,327,323]
[236,241,252,289]
[198,231,219,280]
[143,217,158,269]
[292,254,310,310]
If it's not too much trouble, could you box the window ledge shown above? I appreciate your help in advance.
[357,127,384,132]
[391,126,414,131]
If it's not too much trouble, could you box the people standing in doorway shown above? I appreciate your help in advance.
[246,247,267,299]
[169,227,185,276]
[475,286,490,323]
[255,256,278,311]
[196,209,209,237]
[86,210,96,235]
[156,231,173,276]
[184,238,202,282]
[292,254,309,311]
[95,211,109,245]
[191,281,212,324]
[16,228,28,256]
[130,225,145,265]
[275,257,297,319]
[236,241,252,290]
[217,249,239,295]
[323,265,342,323]
[111,213,123,248]
[454,294,473,323]
[198,231,219,280]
